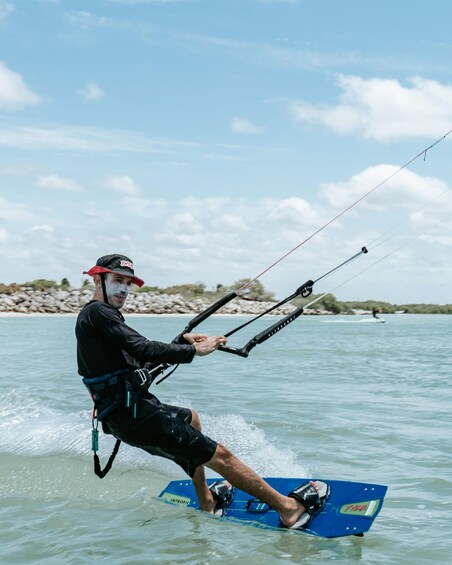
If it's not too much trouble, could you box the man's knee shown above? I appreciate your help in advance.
[207,443,234,469]
[190,410,202,431]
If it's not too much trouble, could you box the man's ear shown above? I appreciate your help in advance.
[93,274,101,286]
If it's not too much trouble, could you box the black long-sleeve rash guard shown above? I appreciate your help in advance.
[76,300,196,379]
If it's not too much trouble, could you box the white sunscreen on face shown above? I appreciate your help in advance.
[104,275,130,304]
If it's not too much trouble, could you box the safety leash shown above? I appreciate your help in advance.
[91,408,121,479]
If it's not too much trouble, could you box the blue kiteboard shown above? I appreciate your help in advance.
[159,477,387,538]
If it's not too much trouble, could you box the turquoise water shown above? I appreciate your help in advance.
[0,313,450,564]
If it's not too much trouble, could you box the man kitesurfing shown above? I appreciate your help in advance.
[76,253,329,529]
[74,132,450,537]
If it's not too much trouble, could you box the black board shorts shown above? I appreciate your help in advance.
[103,392,218,478]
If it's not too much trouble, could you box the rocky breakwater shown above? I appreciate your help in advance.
[0,287,328,316]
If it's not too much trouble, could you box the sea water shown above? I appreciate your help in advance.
[0,313,450,564]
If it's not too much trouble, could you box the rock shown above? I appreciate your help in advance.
[0,288,335,316]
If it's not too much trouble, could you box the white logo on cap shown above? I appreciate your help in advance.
[120,260,134,269]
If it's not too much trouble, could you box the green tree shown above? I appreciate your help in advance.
[319,293,342,314]
[163,283,206,297]
[24,279,58,290]
[229,278,275,301]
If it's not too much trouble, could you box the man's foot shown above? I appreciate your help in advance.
[280,481,329,529]
[206,480,234,516]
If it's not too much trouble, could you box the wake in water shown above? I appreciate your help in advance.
[201,412,307,477]
[0,390,308,480]
[0,389,89,456]
[322,317,385,323]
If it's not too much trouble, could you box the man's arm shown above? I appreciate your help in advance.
[182,332,227,356]
[91,303,225,363]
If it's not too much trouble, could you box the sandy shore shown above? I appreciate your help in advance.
[0,311,295,318]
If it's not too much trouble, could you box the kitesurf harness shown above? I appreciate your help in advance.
[83,367,154,478]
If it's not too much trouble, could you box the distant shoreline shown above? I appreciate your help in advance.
[0,308,331,317]
[0,287,313,316]
[0,286,450,315]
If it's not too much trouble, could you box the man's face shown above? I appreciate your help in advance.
[104,273,133,309]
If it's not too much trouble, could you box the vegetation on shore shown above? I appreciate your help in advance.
[1,279,451,314]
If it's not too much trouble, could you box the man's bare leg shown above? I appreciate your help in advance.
[189,413,317,525]
[192,466,217,512]
[205,443,309,527]
[189,411,217,513]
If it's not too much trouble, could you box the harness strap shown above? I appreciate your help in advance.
[83,369,129,420]
[90,407,122,479]
[94,438,122,479]
[83,371,129,479]
[83,368,153,478]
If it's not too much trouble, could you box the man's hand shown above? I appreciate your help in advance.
[183,333,227,356]
[182,333,209,344]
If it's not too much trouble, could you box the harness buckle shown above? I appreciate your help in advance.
[134,368,150,387]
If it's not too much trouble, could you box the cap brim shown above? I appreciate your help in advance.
[83,266,145,287]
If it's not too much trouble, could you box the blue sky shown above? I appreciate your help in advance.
[0,0,451,304]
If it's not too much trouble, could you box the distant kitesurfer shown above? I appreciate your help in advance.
[76,254,328,528]
[372,307,380,320]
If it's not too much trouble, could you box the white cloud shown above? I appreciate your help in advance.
[180,33,362,72]
[263,197,323,227]
[0,61,42,110]
[231,117,264,134]
[421,233,452,247]
[0,164,36,176]
[121,196,166,218]
[35,174,85,192]
[214,213,249,233]
[65,10,111,29]
[104,174,144,196]
[78,81,105,101]
[320,165,451,211]
[291,75,452,141]
[0,176,450,303]
[0,196,33,222]
[166,212,203,235]
[0,2,14,21]
[0,124,188,153]
[0,122,282,162]
[255,0,298,4]
[180,196,230,215]
[0,227,9,242]
[106,0,187,5]
[30,224,54,232]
